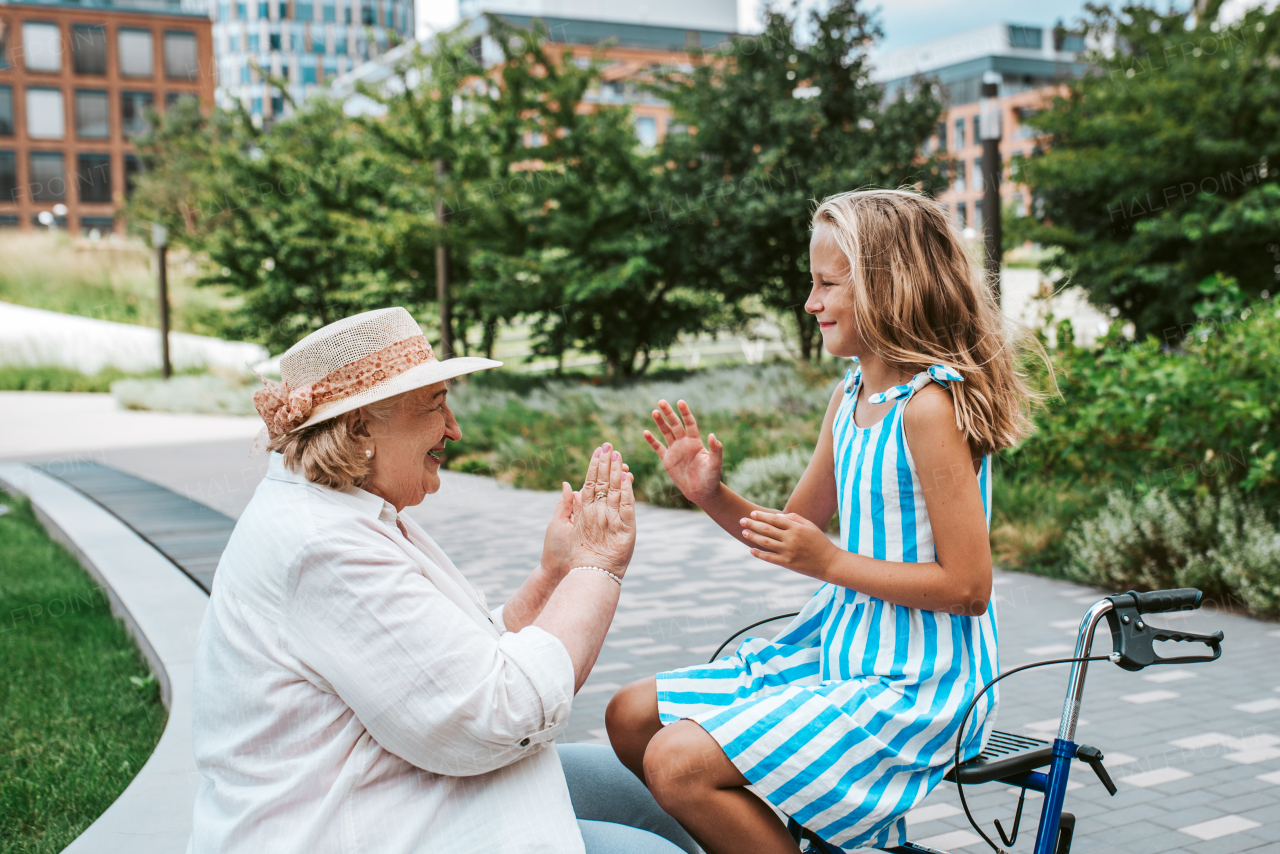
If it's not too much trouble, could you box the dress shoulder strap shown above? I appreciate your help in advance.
[867,364,965,405]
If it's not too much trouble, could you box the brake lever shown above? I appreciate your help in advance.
[1103,599,1224,671]
[1076,744,1117,796]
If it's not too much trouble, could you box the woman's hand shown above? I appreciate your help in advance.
[740,510,838,581]
[643,400,724,505]
[569,443,636,578]
[539,481,580,580]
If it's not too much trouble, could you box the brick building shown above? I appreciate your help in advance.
[0,0,215,234]
[873,21,1089,231]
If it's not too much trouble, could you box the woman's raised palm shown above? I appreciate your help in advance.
[643,399,724,504]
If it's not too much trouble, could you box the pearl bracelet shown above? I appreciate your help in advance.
[570,565,623,586]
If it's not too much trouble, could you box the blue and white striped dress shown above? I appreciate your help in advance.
[656,364,999,851]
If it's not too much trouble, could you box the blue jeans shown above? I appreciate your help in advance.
[559,743,701,854]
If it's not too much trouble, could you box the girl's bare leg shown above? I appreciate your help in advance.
[608,678,798,852]
[606,677,665,782]
[643,720,800,854]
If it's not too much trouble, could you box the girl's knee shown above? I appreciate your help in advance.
[643,721,723,808]
[606,677,658,735]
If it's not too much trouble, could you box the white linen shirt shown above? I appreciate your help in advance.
[187,453,583,854]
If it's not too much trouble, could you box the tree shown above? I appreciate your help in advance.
[129,97,397,352]
[1016,1,1280,338]
[645,0,946,362]
[362,17,731,376]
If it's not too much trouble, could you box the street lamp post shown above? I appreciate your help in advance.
[153,223,172,379]
[979,71,1003,299]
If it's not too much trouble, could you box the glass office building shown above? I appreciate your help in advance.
[212,0,412,120]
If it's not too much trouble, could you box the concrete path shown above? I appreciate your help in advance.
[6,408,1279,853]
[0,392,262,457]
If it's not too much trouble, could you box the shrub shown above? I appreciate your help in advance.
[111,373,258,416]
[726,448,811,512]
[1066,486,1280,616]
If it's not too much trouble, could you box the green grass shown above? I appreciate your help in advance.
[0,231,238,338]
[0,496,167,854]
[0,365,135,393]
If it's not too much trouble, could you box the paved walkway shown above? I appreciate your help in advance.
[8,414,1280,853]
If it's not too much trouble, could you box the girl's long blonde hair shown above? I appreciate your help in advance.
[812,188,1049,456]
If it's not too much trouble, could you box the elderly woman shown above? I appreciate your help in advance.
[187,308,697,854]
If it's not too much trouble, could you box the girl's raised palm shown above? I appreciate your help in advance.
[643,399,724,505]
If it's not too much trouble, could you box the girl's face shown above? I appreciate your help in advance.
[806,224,863,359]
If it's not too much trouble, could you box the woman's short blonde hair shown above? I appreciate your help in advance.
[268,394,403,491]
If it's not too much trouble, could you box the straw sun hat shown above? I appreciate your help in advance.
[250,307,501,455]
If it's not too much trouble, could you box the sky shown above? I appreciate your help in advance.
[415,0,1108,52]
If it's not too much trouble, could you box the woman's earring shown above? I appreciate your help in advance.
[365,449,374,459]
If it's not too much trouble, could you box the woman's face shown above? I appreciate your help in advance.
[356,382,461,511]
[806,224,863,359]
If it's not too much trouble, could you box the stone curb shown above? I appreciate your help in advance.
[0,463,207,854]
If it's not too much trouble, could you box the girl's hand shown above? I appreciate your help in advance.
[740,510,837,580]
[643,399,723,505]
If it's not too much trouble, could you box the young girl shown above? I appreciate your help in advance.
[606,189,1045,854]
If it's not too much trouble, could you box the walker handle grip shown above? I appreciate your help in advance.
[1130,588,1202,614]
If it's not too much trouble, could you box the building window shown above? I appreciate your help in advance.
[634,116,657,148]
[251,96,262,114]
[248,33,260,51]
[335,34,346,54]
[0,24,9,69]
[323,4,335,22]
[75,90,109,138]
[27,88,65,139]
[297,3,313,20]
[81,216,114,236]
[124,153,144,197]
[271,94,283,115]
[1009,25,1043,50]
[0,151,15,200]
[935,121,946,152]
[119,28,154,77]
[121,91,154,137]
[302,64,316,84]
[278,2,288,18]
[973,157,983,193]
[0,86,12,136]
[72,25,108,75]
[973,115,980,142]
[953,159,966,194]
[955,201,967,227]
[257,1,269,17]
[954,117,965,149]
[23,22,63,73]
[344,7,352,23]
[165,31,199,80]
[237,2,248,18]
[361,3,375,25]
[312,31,326,53]
[219,1,231,19]
[280,63,289,80]
[30,152,66,201]
[241,63,251,83]
[269,32,281,50]
[77,153,111,202]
